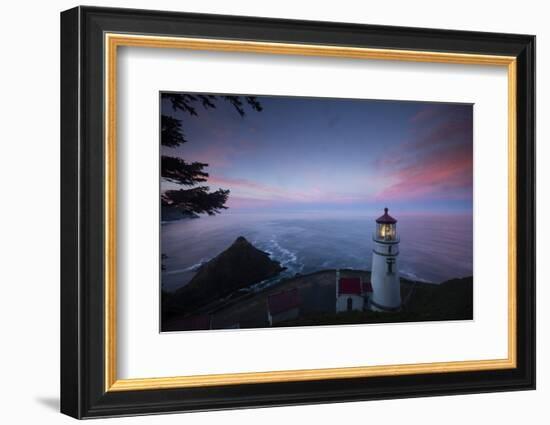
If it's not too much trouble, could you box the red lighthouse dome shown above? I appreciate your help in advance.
[376,207,397,224]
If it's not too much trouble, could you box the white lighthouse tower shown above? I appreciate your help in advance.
[370,208,401,311]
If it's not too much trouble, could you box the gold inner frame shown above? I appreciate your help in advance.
[104,33,517,392]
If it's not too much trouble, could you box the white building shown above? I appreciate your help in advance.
[335,270,373,313]
[370,208,402,311]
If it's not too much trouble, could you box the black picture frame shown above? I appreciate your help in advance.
[60,5,535,419]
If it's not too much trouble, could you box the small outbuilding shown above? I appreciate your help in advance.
[267,288,301,325]
[337,277,363,312]
[335,271,373,313]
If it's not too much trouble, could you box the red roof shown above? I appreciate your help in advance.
[376,207,397,224]
[339,277,362,295]
[268,288,301,315]
[362,280,373,293]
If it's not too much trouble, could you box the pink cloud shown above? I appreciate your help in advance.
[209,176,290,199]
[409,105,441,124]
[375,145,472,201]
[406,117,472,150]
[373,108,473,202]
[225,196,278,210]
[189,138,257,168]
[209,175,363,206]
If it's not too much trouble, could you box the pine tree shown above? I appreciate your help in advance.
[161,93,263,218]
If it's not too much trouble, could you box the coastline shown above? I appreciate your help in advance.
[163,269,471,332]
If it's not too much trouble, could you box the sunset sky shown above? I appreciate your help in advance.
[161,94,473,215]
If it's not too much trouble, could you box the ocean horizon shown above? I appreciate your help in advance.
[161,211,473,293]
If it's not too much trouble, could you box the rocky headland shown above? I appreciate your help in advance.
[163,236,284,319]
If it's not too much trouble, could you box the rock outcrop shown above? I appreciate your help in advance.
[167,236,284,314]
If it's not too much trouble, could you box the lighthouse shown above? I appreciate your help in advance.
[370,207,401,311]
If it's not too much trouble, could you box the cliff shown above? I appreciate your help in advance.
[166,236,284,315]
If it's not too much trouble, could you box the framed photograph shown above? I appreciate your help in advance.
[60,6,535,419]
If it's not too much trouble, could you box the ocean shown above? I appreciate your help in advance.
[161,212,473,292]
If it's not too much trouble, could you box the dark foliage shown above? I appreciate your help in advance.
[161,156,208,186]
[161,93,262,218]
[161,115,187,147]
[163,93,262,126]
[161,93,263,148]
[162,186,230,218]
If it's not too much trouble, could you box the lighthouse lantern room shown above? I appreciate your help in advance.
[370,208,401,311]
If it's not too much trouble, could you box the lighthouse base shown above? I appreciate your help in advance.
[369,299,402,312]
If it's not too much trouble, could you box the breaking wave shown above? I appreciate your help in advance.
[262,237,303,275]
[163,258,210,275]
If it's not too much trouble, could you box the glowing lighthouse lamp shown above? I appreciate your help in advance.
[370,208,401,311]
